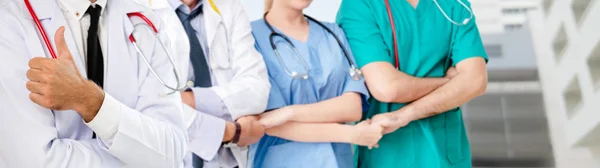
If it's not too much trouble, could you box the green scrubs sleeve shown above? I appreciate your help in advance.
[336,0,393,68]
[451,0,488,66]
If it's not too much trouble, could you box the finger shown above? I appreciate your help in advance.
[28,57,52,70]
[29,92,46,107]
[374,144,379,148]
[54,26,73,61]
[25,69,43,82]
[26,81,45,95]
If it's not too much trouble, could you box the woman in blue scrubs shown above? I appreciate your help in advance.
[248,0,384,168]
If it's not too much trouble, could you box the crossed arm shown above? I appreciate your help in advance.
[363,57,487,121]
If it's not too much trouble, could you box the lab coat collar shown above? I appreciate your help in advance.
[57,0,107,20]
[168,0,202,13]
[203,0,222,48]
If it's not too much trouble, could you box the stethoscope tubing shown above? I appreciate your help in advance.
[25,0,58,59]
[263,12,361,80]
[25,0,189,95]
[128,14,190,95]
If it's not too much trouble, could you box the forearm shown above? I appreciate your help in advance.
[400,70,486,120]
[362,63,448,103]
[388,73,449,103]
[289,93,362,123]
[265,122,354,143]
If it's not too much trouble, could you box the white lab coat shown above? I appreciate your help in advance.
[0,0,187,167]
[136,0,271,167]
[0,156,5,168]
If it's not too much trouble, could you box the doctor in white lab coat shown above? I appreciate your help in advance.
[142,0,271,167]
[0,0,188,167]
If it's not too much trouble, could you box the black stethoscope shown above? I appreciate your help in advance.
[263,13,362,80]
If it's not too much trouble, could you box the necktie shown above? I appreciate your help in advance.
[86,5,104,88]
[175,6,208,168]
[86,5,103,139]
[176,7,212,88]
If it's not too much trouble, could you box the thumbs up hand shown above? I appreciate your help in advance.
[26,26,105,122]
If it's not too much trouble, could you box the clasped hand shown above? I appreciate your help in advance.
[235,116,265,147]
[26,27,104,122]
[258,106,386,149]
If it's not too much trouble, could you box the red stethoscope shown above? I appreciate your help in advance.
[24,0,191,95]
[383,0,473,69]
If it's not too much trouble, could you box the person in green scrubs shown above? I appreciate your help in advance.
[336,0,489,167]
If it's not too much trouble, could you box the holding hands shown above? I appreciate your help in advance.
[257,106,386,149]
[351,120,383,149]
[234,116,265,147]
[371,109,415,134]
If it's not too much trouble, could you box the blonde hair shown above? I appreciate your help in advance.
[264,0,273,13]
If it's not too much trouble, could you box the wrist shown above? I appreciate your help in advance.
[285,105,298,121]
[78,81,104,122]
[223,121,236,142]
[347,125,360,144]
[397,106,418,122]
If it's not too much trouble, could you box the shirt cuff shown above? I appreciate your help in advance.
[84,93,122,147]
[188,111,226,160]
[191,87,229,118]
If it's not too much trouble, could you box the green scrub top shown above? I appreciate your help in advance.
[336,0,488,167]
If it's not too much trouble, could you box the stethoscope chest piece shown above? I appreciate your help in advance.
[349,65,362,81]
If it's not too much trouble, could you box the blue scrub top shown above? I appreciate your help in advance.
[248,18,370,168]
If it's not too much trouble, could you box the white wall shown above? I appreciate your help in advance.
[241,0,342,22]
[0,156,5,168]
[528,0,600,167]
[470,0,504,34]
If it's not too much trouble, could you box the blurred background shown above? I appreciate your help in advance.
[242,0,600,167]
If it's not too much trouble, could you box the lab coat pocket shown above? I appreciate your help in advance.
[210,43,234,83]
[210,47,232,69]
[263,142,338,168]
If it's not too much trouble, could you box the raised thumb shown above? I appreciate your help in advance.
[54,26,73,61]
